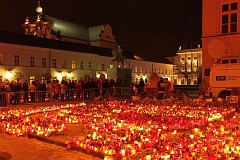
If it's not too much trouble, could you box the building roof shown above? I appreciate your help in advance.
[0,30,135,59]
[143,56,173,64]
[89,25,103,42]
[50,17,103,42]
[50,17,90,41]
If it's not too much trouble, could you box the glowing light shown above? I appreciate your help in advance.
[5,71,13,80]
[57,72,62,80]
[67,72,73,78]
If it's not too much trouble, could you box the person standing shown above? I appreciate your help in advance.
[29,81,37,103]
[76,80,82,100]
[138,78,145,95]
[157,77,165,99]
[46,81,53,101]
[60,80,66,101]
[41,80,47,102]
[22,80,29,103]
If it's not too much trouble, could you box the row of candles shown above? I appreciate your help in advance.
[0,100,238,159]
[0,103,86,136]
[64,101,236,159]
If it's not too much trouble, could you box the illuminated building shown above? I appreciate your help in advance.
[0,1,173,84]
[202,0,240,92]
[166,46,202,85]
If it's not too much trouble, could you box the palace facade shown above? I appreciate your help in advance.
[0,1,173,85]
[166,46,202,85]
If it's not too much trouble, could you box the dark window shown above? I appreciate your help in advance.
[231,23,237,32]
[62,60,66,68]
[30,57,35,67]
[222,4,229,11]
[221,3,238,34]
[222,15,229,33]
[231,13,238,32]
[231,2,238,10]
[231,59,238,63]
[222,25,229,33]
[14,55,20,66]
[88,62,92,69]
[222,59,229,64]
[231,13,237,22]
[204,69,210,76]
[80,62,84,69]
[42,58,46,67]
[101,64,105,71]
[222,15,229,23]
[194,79,197,85]
[174,79,177,85]
[53,59,56,68]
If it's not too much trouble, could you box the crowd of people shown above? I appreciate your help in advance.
[0,76,175,106]
[0,78,125,106]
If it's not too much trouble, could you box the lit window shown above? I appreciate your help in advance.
[72,60,76,69]
[110,64,113,68]
[140,67,143,73]
[134,66,138,73]
[30,76,35,84]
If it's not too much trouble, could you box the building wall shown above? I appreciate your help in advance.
[129,60,173,84]
[202,0,240,92]
[0,42,173,84]
[166,48,202,85]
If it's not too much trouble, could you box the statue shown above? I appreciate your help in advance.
[111,46,127,67]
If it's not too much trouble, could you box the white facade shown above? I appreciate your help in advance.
[166,47,202,85]
[0,37,173,84]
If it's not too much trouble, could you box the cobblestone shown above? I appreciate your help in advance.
[0,133,101,160]
[0,101,102,160]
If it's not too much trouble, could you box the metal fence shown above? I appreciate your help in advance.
[0,87,137,107]
[173,85,200,98]
[2,86,240,107]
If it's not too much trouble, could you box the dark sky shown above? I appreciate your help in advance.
[0,0,202,61]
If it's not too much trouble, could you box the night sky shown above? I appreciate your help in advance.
[0,0,202,61]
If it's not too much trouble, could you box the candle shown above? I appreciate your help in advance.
[146,155,151,160]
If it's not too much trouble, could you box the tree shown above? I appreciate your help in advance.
[14,72,24,80]
[41,73,52,81]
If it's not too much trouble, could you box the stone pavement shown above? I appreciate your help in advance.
[0,100,102,160]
